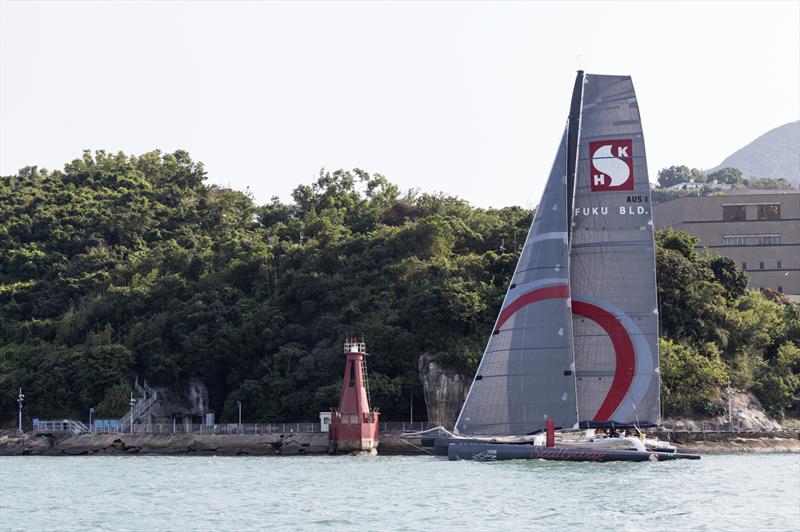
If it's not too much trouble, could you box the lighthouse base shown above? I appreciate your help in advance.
[328,413,380,454]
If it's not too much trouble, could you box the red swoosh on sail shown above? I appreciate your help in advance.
[570,300,636,423]
[494,285,635,423]
[496,285,571,329]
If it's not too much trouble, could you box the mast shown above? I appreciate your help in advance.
[566,70,585,244]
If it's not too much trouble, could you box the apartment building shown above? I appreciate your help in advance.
[653,191,800,298]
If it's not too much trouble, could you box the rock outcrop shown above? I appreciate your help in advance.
[418,354,467,430]
[664,390,783,432]
[140,378,211,424]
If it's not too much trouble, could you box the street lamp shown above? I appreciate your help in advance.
[237,400,242,434]
[17,388,24,433]
[129,393,137,434]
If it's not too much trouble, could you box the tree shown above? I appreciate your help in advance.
[660,339,728,416]
[656,165,704,188]
[707,167,744,186]
[708,255,749,298]
[745,177,794,190]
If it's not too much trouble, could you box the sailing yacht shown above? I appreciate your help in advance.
[439,71,698,462]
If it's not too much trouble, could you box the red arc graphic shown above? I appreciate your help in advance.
[495,285,635,422]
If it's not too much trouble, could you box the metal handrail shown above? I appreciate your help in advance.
[118,378,159,432]
[35,419,89,435]
[118,393,157,431]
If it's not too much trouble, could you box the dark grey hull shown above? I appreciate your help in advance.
[444,441,700,462]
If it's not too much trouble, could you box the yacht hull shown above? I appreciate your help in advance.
[445,442,700,462]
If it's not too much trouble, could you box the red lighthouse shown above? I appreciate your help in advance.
[329,338,380,454]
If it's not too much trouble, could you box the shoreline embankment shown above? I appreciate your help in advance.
[0,430,429,456]
[1,430,797,456]
[653,430,800,454]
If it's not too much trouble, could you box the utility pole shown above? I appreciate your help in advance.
[410,395,413,424]
[89,407,95,432]
[129,393,137,434]
[17,388,24,433]
[727,383,733,431]
[237,400,242,434]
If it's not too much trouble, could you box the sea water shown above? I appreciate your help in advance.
[1,454,798,531]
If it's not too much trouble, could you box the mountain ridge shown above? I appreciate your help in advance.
[710,121,800,187]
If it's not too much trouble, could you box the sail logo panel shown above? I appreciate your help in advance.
[589,139,634,191]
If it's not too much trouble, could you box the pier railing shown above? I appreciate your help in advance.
[90,421,440,435]
[660,420,800,434]
[34,420,89,435]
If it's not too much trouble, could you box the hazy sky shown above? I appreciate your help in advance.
[2,1,798,208]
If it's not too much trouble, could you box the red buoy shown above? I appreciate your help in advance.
[329,338,380,454]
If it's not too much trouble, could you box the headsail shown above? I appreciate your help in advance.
[454,129,578,436]
[570,74,661,427]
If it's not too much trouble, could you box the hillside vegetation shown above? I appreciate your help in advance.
[1,151,798,424]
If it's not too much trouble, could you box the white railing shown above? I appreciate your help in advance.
[119,423,323,435]
[659,420,800,434]
[35,420,89,435]
[86,421,441,435]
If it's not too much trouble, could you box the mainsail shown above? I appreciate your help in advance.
[454,71,660,436]
[570,73,660,427]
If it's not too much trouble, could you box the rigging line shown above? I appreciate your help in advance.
[398,438,434,456]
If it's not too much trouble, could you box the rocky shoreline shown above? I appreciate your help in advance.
[1,430,797,456]
[654,430,799,454]
[0,431,330,456]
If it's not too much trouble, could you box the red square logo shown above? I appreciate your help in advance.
[589,139,634,191]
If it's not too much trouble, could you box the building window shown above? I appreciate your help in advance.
[778,286,783,293]
[723,236,746,246]
[759,235,782,245]
[723,205,746,221]
[741,262,747,270]
[759,262,765,269]
[777,260,782,269]
[757,204,781,220]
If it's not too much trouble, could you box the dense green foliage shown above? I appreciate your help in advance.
[706,167,745,186]
[1,151,525,423]
[745,177,794,190]
[656,165,706,188]
[1,151,797,425]
[651,166,794,205]
[656,228,800,417]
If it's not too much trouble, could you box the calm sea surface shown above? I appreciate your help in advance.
[1,454,798,531]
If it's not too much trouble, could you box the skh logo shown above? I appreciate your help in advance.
[589,139,634,192]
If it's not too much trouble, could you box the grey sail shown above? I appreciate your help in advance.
[454,129,578,436]
[569,74,661,427]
